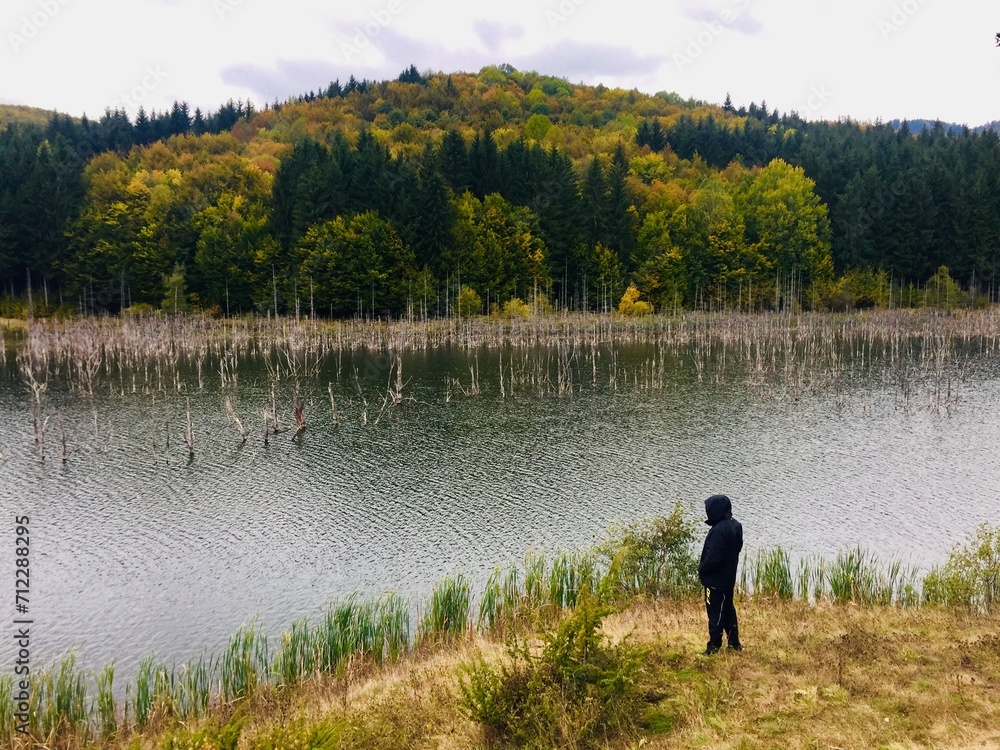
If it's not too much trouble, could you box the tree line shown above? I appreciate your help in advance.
[1,66,996,318]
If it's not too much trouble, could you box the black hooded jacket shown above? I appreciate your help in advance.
[698,494,743,590]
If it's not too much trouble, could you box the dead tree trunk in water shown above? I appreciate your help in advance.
[184,398,195,458]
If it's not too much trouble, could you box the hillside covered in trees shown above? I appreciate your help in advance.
[2,64,998,318]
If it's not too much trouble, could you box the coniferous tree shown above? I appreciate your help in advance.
[411,160,455,273]
[580,155,607,251]
[438,129,470,194]
[606,144,636,269]
[169,101,191,136]
[469,131,500,198]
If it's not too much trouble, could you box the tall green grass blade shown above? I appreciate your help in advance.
[420,574,471,643]
[95,661,116,737]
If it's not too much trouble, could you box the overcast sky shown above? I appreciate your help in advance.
[3,0,998,126]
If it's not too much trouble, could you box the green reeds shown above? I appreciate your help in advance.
[741,547,918,606]
[378,592,410,664]
[828,547,891,605]
[152,661,177,719]
[95,661,116,738]
[478,565,527,632]
[32,653,89,741]
[549,551,598,610]
[133,654,155,729]
[275,593,410,682]
[131,654,179,727]
[746,546,794,600]
[477,566,503,631]
[178,656,211,717]
[549,552,571,609]
[275,617,315,686]
[0,675,13,741]
[315,597,366,674]
[420,574,471,643]
[523,552,547,611]
[221,619,270,702]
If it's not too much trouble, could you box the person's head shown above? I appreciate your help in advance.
[704,494,732,525]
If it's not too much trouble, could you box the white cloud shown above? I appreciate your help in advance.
[2,0,998,125]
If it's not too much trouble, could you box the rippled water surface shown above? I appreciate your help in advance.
[1,338,999,679]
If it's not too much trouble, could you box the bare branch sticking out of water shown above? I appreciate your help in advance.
[270,385,287,433]
[59,411,67,463]
[184,398,194,459]
[328,382,340,428]
[469,355,480,396]
[292,386,306,442]
[353,368,368,425]
[224,396,249,444]
[499,351,505,399]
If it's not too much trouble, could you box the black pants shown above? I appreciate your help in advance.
[704,586,739,649]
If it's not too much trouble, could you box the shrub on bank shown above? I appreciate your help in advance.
[924,524,1000,610]
[458,589,642,748]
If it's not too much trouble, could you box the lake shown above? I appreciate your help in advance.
[1,312,999,682]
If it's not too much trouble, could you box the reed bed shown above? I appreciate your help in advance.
[4,308,997,462]
[8,308,1000,401]
[419,575,472,644]
[10,510,987,747]
[740,545,920,607]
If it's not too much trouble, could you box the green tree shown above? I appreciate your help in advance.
[446,193,550,304]
[524,113,553,141]
[161,263,189,313]
[739,159,834,307]
[606,144,637,270]
[192,192,274,314]
[923,265,963,310]
[297,212,415,318]
[410,162,455,273]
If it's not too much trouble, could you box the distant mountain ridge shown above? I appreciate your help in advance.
[0,103,72,127]
[889,118,999,135]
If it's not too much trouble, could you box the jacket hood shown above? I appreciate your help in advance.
[704,494,732,525]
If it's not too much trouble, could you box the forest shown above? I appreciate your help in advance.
[1,64,998,318]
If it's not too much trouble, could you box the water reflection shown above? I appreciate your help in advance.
[0,342,998,680]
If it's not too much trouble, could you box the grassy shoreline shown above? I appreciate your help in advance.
[4,516,998,749]
[41,597,1000,750]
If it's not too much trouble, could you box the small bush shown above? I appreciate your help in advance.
[922,265,964,310]
[599,504,698,601]
[458,590,642,748]
[456,285,482,317]
[924,524,1000,611]
[618,284,653,316]
[501,298,532,319]
[122,303,159,318]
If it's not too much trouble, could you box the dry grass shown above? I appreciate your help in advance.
[0,317,28,332]
[620,598,1000,750]
[92,598,1000,750]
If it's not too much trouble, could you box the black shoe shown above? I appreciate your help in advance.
[701,644,721,656]
[728,643,743,652]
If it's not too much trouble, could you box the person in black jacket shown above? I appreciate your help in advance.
[698,493,743,655]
